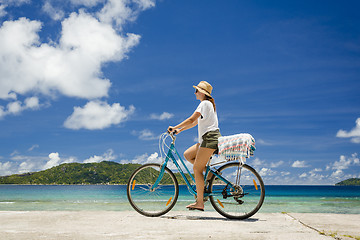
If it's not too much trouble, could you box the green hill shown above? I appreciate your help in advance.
[0,161,191,185]
[335,178,360,186]
[0,161,142,185]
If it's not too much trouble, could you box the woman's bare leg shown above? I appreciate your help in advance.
[186,147,215,210]
[183,143,199,165]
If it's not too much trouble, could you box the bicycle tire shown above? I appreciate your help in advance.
[127,163,179,217]
[209,163,265,220]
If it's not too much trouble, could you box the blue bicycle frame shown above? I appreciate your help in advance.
[152,137,236,198]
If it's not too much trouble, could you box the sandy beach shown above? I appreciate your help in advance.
[0,211,359,240]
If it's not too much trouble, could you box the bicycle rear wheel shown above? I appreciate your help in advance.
[127,163,179,217]
[209,162,265,219]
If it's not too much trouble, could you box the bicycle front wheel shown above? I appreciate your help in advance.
[127,163,179,217]
[209,163,265,220]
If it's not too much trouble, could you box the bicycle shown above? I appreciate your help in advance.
[127,132,265,220]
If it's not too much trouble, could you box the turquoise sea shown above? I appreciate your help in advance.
[0,185,359,214]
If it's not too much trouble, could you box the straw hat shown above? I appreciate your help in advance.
[193,81,213,98]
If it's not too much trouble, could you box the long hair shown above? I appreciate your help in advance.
[205,95,216,112]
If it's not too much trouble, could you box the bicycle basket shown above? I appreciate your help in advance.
[218,133,256,161]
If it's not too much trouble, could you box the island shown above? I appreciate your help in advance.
[335,178,360,186]
[0,161,190,185]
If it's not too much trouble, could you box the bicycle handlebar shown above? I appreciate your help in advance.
[166,130,177,142]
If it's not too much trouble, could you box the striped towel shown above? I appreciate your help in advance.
[218,133,256,161]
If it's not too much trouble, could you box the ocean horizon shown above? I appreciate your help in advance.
[0,185,359,214]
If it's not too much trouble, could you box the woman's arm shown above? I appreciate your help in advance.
[168,111,201,134]
[177,117,198,132]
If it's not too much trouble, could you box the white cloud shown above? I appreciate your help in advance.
[6,152,48,174]
[24,97,40,109]
[299,172,307,178]
[1,149,122,175]
[43,152,75,170]
[307,169,325,181]
[6,101,22,114]
[292,153,359,184]
[258,167,277,177]
[225,154,359,185]
[42,1,65,21]
[270,160,284,168]
[97,0,133,29]
[257,139,273,146]
[150,112,174,120]
[10,153,43,162]
[1,151,75,175]
[19,161,36,173]
[132,129,159,140]
[146,152,162,164]
[0,0,30,18]
[291,160,308,168]
[333,155,351,171]
[70,0,103,7]
[0,106,5,119]
[294,170,325,183]
[248,157,284,169]
[281,171,290,176]
[28,144,39,151]
[43,152,61,169]
[134,0,156,10]
[336,118,360,143]
[83,149,116,163]
[0,0,30,5]
[330,169,343,179]
[311,168,322,172]
[331,153,359,171]
[0,97,41,117]
[121,152,162,165]
[64,100,135,130]
[97,0,155,29]
[249,158,263,167]
[0,1,154,120]
[0,4,6,17]
[0,161,12,176]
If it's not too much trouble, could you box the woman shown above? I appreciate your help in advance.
[168,81,221,211]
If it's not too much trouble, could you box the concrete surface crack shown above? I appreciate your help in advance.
[284,213,342,240]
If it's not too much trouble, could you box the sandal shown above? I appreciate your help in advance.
[188,207,204,211]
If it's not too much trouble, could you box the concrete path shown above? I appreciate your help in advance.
[0,211,359,240]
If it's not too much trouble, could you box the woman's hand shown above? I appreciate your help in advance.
[168,126,181,135]
[167,126,174,133]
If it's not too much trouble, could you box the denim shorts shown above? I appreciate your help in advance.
[200,129,221,150]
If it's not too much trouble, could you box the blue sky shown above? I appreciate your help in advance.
[0,0,359,185]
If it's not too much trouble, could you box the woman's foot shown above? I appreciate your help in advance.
[186,203,196,208]
[189,207,204,211]
[186,202,204,211]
